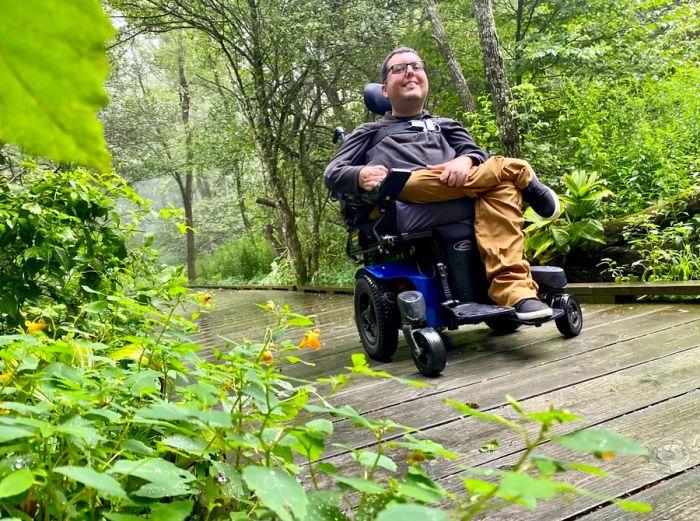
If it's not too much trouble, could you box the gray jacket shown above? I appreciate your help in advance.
[324,110,487,195]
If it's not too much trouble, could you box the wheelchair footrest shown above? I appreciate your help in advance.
[443,302,514,325]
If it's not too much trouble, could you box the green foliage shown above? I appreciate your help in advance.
[0,0,113,171]
[607,214,700,282]
[522,69,700,216]
[0,166,153,330]
[524,171,613,263]
[197,236,275,284]
[447,397,651,517]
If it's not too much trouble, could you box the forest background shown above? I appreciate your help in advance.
[6,0,700,287]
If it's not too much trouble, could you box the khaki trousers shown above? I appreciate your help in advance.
[397,156,537,308]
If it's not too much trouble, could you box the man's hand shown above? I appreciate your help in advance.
[428,155,474,187]
[358,165,389,191]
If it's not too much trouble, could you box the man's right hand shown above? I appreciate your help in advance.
[358,165,388,191]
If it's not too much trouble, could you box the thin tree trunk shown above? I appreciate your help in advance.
[233,167,253,237]
[177,43,196,282]
[424,0,478,114]
[473,0,521,157]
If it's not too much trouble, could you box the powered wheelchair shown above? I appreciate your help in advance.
[330,84,583,377]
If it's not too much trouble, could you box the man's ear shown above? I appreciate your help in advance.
[381,83,388,97]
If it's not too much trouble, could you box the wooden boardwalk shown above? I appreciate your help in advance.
[195,289,700,520]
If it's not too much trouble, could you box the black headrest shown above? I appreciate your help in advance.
[363,83,392,115]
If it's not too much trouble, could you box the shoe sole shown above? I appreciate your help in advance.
[539,187,561,220]
[515,308,554,321]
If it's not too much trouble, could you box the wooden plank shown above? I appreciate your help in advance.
[303,304,699,414]
[569,280,700,296]
[445,391,700,520]
[282,302,668,380]
[320,324,700,465]
[578,466,700,521]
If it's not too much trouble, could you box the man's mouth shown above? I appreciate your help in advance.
[403,81,417,88]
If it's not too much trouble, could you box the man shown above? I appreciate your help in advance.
[324,47,560,320]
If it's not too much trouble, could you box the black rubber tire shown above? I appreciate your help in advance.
[410,328,447,377]
[553,295,583,337]
[484,317,521,335]
[354,273,399,362]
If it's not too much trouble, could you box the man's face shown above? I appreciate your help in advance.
[382,51,429,116]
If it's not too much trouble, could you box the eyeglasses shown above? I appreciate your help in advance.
[387,61,425,76]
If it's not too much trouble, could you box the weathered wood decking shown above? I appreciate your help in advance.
[195,290,700,520]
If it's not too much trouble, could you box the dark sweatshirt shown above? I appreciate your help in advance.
[324,110,487,195]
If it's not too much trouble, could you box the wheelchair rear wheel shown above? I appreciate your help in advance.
[354,273,399,362]
[410,328,446,377]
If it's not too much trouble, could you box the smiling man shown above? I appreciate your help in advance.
[324,47,560,320]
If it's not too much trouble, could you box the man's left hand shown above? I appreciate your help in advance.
[428,155,474,187]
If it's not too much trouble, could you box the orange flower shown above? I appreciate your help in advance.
[202,293,213,305]
[25,320,48,335]
[298,328,321,350]
[407,452,426,465]
[595,451,615,461]
[262,350,274,364]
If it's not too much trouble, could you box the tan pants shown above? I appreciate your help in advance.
[398,156,537,308]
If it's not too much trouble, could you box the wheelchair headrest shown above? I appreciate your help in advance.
[363,83,392,115]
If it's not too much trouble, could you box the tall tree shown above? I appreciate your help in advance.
[424,0,477,114]
[176,40,196,281]
[111,0,397,283]
[473,0,521,156]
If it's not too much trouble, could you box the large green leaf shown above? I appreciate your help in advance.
[0,0,114,170]
[376,504,450,521]
[306,491,348,521]
[150,500,194,521]
[54,466,127,499]
[242,466,308,521]
[0,469,34,499]
[554,428,648,456]
[108,458,196,498]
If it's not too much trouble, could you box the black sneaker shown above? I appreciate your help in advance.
[522,176,561,219]
[514,298,553,320]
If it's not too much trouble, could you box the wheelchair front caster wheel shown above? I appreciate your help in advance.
[552,295,583,338]
[410,328,446,377]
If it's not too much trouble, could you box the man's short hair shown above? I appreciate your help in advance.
[381,47,423,84]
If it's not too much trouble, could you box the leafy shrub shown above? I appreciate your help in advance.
[525,171,613,263]
[0,165,153,331]
[197,237,275,283]
[619,215,700,282]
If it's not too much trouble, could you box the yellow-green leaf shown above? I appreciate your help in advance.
[0,0,114,170]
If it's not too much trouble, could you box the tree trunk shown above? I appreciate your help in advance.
[233,168,253,237]
[263,224,285,257]
[473,0,521,157]
[177,43,196,282]
[424,0,478,114]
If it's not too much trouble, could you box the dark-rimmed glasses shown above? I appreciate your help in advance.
[387,61,425,76]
